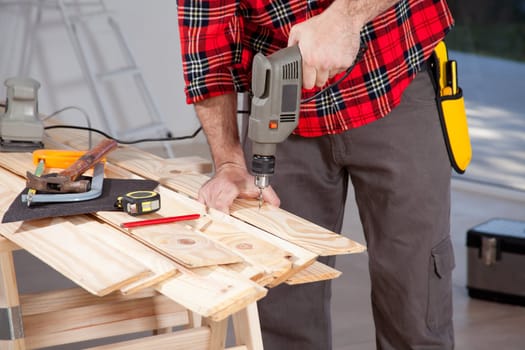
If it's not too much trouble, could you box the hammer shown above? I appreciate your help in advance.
[26,139,118,193]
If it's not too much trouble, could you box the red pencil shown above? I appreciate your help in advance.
[120,213,201,229]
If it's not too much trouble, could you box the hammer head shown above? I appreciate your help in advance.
[26,171,91,193]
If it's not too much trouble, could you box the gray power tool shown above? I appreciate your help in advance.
[248,46,302,207]
[0,77,44,152]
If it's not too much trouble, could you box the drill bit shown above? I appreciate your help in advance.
[254,174,269,210]
[258,188,263,209]
[26,159,45,207]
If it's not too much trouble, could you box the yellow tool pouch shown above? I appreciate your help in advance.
[428,41,472,174]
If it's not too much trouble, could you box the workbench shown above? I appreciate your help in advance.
[0,129,365,349]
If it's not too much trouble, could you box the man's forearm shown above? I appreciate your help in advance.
[194,93,246,170]
[331,0,400,27]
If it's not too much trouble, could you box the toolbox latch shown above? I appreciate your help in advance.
[480,236,499,266]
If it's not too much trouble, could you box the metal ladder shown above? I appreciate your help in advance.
[20,0,175,157]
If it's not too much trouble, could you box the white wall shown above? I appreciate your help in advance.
[0,0,203,151]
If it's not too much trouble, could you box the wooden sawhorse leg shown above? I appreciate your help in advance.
[204,302,263,350]
[232,303,263,350]
[0,238,26,350]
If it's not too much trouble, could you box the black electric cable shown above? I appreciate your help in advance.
[44,124,202,145]
[43,107,251,145]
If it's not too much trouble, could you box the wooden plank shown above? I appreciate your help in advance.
[90,159,318,285]
[231,303,263,350]
[286,261,342,285]
[0,169,151,296]
[0,152,242,269]
[195,210,317,287]
[0,152,33,178]
[73,222,179,295]
[97,186,243,269]
[232,199,366,256]
[162,156,212,174]
[149,188,320,286]
[156,266,267,321]
[20,287,158,316]
[34,135,353,279]
[160,172,208,198]
[0,249,26,349]
[164,173,366,256]
[0,220,151,297]
[86,327,212,350]
[23,294,190,349]
[203,317,228,350]
[0,236,20,253]
[103,145,213,175]
[92,146,350,283]
[226,262,270,286]
[0,164,266,318]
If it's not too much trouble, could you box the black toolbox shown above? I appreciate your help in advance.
[466,218,525,305]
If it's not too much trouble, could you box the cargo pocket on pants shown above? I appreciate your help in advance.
[427,237,455,331]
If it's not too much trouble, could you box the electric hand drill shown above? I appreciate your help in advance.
[248,46,302,207]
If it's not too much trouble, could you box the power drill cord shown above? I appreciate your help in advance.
[44,124,202,144]
[0,102,202,146]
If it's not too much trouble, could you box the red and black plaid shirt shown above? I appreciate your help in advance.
[177,0,454,137]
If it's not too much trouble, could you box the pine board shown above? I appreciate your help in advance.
[163,173,366,256]
[73,222,179,295]
[0,165,267,319]
[286,261,342,285]
[88,147,366,256]
[156,265,267,322]
[23,294,189,349]
[85,327,211,350]
[97,186,243,268]
[0,152,243,269]
[40,132,360,276]
[0,170,150,296]
[6,131,357,289]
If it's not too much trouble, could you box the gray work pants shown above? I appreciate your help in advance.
[242,70,455,350]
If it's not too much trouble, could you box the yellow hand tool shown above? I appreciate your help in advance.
[430,41,471,174]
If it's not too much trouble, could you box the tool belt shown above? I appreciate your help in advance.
[428,41,472,174]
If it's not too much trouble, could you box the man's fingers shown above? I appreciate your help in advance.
[288,31,299,47]
[303,64,317,90]
[315,68,330,88]
[262,186,281,207]
[198,180,237,214]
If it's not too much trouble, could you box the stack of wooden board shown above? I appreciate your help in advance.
[0,130,366,324]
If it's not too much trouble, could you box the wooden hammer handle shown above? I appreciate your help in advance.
[58,139,118,181]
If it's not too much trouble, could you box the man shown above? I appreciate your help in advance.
[177,0,456,349]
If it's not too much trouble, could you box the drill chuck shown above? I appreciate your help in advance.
[254,174,270,190]
[252,154,274,190]
[251,154,275,175]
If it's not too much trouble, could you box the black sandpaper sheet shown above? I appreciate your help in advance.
[2,178,159,223]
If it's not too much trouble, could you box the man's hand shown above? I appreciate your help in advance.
[194,93,280,214]
[288,1,364,89]
[198,162,280,213]
[288,0,398,89]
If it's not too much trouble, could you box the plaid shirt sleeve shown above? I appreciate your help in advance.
[177,0,246,103]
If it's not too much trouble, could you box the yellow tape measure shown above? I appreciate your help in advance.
[116,191,161,216]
